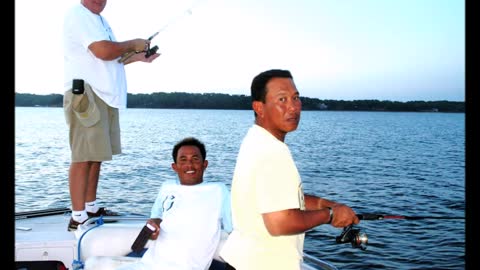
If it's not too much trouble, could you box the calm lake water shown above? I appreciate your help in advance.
[15,107,465,270]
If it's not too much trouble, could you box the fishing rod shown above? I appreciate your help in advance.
[118,6,195,63]
[15,207,71,220]
[334,213,465,251]
[357,213,465,220]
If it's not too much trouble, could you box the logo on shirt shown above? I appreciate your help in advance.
[162,195,176,212]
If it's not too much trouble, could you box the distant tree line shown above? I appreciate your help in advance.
[15,92,464,113]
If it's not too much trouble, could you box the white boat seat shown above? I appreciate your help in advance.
[79,223,148,261]
[79,223,229,269]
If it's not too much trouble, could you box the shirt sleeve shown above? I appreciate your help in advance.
[68,7,110,50]
[256,146,302,213]
[150,185,165,219]
[220,184,233,233]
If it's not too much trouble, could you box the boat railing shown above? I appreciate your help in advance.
[303,252,338,270]
[15,207,71,219]
[81,215,149,227]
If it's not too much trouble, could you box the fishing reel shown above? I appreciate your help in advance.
[145,45,159,58]
[118,43,158,63]
[335,225,368,250]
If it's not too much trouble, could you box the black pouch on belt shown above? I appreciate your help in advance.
[72,79,85,95]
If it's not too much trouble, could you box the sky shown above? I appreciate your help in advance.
[15,0,465,102]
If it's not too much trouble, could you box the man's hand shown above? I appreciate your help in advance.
[329,204,360,228]
[147,218,161,240]
[121,51,161,65]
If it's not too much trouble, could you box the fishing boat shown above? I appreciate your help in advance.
[15,208,338,270]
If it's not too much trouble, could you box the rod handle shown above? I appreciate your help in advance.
[118,51,136,63]
[357,214,384,220]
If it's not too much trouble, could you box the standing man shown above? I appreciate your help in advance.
[63,0,160,231]
[220,69,360,270]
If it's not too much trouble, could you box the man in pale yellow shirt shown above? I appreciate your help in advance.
[220,69,359,270]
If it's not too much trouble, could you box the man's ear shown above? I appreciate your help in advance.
[252,101,263,117]
[203,160,208,170]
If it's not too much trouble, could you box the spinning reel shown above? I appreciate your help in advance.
[335,225,368,250]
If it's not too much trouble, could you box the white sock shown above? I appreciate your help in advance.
[86,200,99,213]
[72,210,88,223]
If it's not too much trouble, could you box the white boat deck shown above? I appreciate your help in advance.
[16,212,79,268]
[15,210,148,269]
[15,209,338,270]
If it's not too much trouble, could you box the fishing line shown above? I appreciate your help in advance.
[357,213,465,220]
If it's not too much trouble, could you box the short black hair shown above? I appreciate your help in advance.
[251,69,293,102]
[172,137,207,163]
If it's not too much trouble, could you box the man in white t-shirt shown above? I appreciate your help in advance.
[115,137,232,270]
[220,69,360,270]
[63,0,160,231]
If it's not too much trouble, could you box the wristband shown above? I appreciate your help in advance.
[327,207,333,224]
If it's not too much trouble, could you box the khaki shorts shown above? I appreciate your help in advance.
[63,83,121,162]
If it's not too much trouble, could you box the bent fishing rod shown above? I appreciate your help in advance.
[118,7,194,63]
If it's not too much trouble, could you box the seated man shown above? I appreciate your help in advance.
[86,137,232,270]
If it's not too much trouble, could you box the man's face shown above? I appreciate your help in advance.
[82,0,107,14]
[172,145,207,185]
[254,77,302,140]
